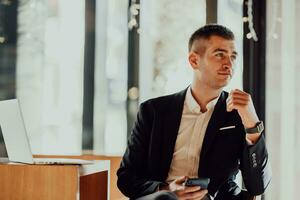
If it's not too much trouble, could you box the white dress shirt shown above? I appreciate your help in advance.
[166,87,219,182]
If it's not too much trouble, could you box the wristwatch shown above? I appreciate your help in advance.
[245,121,264,134]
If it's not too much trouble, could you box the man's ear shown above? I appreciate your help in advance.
[188,52,200,70]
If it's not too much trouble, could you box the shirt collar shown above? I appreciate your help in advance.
[185,86,220,114]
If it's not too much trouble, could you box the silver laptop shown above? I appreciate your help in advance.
[0,99,93,165]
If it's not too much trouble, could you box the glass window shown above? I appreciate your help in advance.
[139,0,206,101]
[93,0,128,155]
[266,0,299,199]
[13,0,84,154]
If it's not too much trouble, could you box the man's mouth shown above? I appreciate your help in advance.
[218,72,232,76]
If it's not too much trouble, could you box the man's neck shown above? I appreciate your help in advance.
[190,82,222,112]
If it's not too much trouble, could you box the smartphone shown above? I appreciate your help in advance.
[184,178,210,189]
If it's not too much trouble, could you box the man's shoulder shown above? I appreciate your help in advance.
[140,88,187,110]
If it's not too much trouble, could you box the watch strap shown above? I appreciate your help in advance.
[245,121,264,134]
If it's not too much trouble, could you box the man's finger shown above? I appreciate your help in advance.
[182,189,208,199]
[227,101,248,112]
[227,97,248,104]
[228,93,249,101]
[231,93,249,101]
[226,100,234,112]
[232,88,248,94]
[175,176,188,184]
[182,186,201,193]
[228,102,247,110]
[229,99,248,105]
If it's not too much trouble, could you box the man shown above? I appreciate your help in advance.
[117,24,271,200]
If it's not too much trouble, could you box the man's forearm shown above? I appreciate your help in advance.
[241,134,271,195]
[246,132,261,144]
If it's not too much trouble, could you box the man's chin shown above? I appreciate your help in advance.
[215,80,230,89]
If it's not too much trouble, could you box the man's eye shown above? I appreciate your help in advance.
[216,53,224,57]
[231,56,237,61]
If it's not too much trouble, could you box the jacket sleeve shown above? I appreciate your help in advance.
[117,102,165,199]
[240,133,272,195]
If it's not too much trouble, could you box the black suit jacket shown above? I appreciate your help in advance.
[117,88,271,199]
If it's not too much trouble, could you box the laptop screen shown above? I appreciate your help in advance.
[0,125,8,158]
[0,99,34,163]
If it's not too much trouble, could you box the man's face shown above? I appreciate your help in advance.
[191,35,237,89]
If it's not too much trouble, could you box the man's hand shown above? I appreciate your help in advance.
[226,89,261,144]
[160,176,208,200]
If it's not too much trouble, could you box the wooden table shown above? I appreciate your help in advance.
[0,160,110,200]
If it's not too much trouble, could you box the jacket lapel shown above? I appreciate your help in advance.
[160,88,187,180]
[198,91,228,175]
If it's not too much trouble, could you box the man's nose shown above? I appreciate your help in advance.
[223,56,234,70]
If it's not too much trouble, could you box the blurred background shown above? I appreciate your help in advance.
[0,0,299,199]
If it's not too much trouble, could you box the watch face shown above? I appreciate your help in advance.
[258,121,264,132]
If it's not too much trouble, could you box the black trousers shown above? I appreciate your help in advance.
[134,191,212,200]
[134,191,178,200]
[133,190,253,200]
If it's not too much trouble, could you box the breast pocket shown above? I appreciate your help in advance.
[218,125,236,134]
